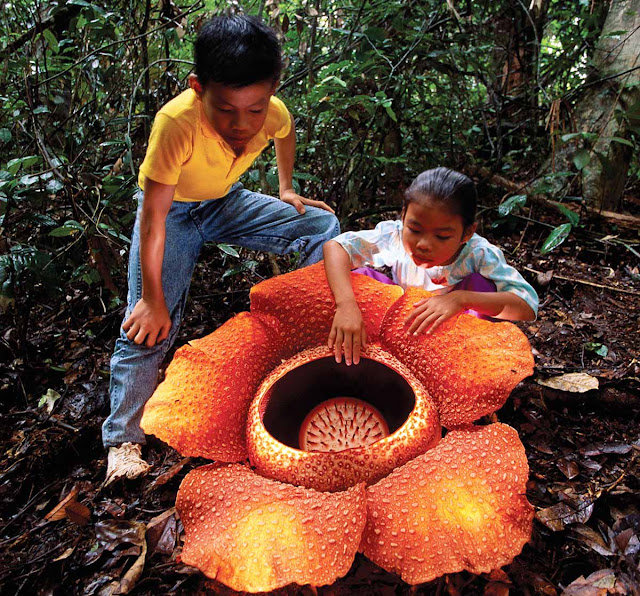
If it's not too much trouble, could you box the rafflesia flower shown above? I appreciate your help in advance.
[141,263,535,593]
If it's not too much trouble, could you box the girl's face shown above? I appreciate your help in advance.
[401,198,476,268]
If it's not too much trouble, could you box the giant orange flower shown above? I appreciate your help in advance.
[141,263,535,592]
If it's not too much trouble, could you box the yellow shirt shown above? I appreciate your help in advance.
[138,89,292,202]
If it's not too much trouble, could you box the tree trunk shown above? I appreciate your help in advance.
[548,0,640,211]
[483,1,550,162]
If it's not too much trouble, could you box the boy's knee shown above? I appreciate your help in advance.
[321,211,340,238]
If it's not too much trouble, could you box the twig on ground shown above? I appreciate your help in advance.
[0,480,60,536]
[525,267,640,297]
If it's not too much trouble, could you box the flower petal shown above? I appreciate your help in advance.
[141,312,281,460]
[381,288,534,427]
[250,262,403,355]
[351,272,404,340]
[177,463,367,593]
[360,423,533,584]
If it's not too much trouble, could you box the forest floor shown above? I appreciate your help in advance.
[0,194,638,596]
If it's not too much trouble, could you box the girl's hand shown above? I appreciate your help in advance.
[280,189,335,214]
[123,297,172,347]
[328,302,368,365]
[404,292,466,336]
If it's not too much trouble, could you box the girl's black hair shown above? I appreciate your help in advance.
[194,15,282,88]
[404,167,477,227]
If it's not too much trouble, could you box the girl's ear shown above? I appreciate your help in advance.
[462,222,477,243]
[401,205,407,221]
[189,73,203,97]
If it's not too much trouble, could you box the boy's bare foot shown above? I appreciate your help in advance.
[105,442,151,485]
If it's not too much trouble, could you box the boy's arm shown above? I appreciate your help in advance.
[324,240,367,365]
[122,179,176,347]
[274,114,334,214]
[405,291,535,335]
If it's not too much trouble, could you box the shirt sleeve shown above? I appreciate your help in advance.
[138,113,193,186]
[333,220,403,269]
[474,244,539,316]
[267,96,292,139]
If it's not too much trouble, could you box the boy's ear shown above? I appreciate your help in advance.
[189,74,203,97]
[462,222,477,243]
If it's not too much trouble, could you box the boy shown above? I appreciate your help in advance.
[103,15,339,484]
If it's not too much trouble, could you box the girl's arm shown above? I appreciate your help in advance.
[405,290,535,335]
[323,240,367,365]
[122,178,175,347]
[274,114,334,214]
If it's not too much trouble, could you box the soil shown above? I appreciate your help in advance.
[0,199,638,596]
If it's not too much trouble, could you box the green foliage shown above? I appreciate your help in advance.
[541,222,573,254]
[584,342,608,358]
[0,244,59,303]
[0,0,202,324]
[0,0,632,317]
[498,195,527,217]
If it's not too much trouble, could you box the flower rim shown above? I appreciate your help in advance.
[247,344,442,492]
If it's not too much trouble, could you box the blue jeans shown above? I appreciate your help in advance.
[102,184,340,447]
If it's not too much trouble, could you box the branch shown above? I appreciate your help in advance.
[29,1,203,89]
[0,5,81,62]
[466,165,640,229]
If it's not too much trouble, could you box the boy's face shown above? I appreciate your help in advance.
[401,199,476,268]
[190,75,277,154]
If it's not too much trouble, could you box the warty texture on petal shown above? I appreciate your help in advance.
[381,287,534,428]
[176,463,367,593]
[360,423,534,584]
[141,312,282,460]
[250,262,403,356]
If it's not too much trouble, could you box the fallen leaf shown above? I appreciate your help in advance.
[529,431,554,454]
[536,503,575,532]
[65,500,91,526]
[146,508,177,556]
[39,388,62,414]
[484,569,512,596]
[537,269,554,286]
[556,458,580,479]
[92,520,148,595]
[571,524,614,556]
[95,520,146,552]
[45,486,79,521]
[561,569,637,595]
[614,528,634,553]
[117,539,147,594]
[149,457,192,489]
[536,499,595,532]
[537,373,599,393]
[580,458,602,472]
[484,582,510,596]
[53,546,76,562]
[579,442,632,456]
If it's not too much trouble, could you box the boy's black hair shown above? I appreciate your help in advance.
[194,15,282,88]
[404,167,477,228]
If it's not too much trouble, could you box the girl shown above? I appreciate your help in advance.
[323,167,538,365]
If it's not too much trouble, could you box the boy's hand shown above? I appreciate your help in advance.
[405,292,466,336]
[123,297,172,347]
[328,302,367,365]
[280,188,335,215]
